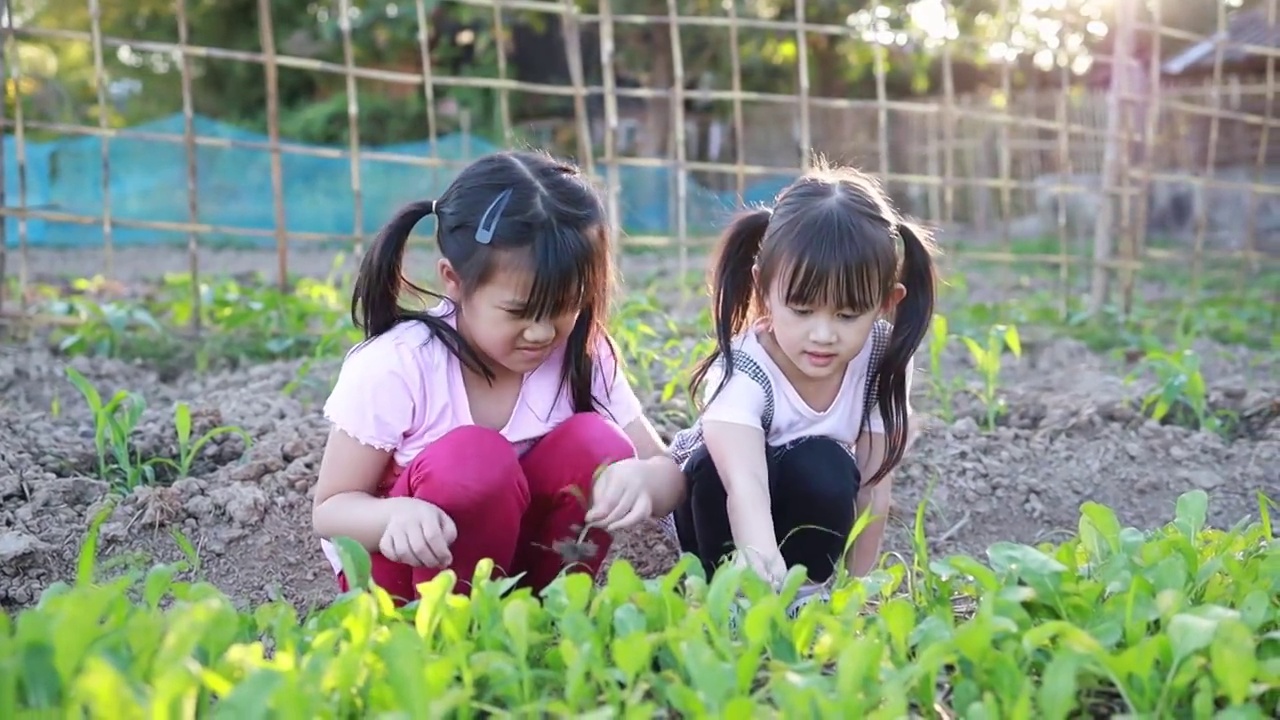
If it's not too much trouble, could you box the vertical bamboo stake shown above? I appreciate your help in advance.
[413,0,440,159]
[560,0,594,177]
[257,0,289,290]
[941,12,957,223]
[8,15,29,313]
[1243,0,1275,281]
[1129,0,1164,315]
[87,0,113,277]
[926,111,941,222]
[1088,0,1136,314]
[794,0,811,171]
[1113,3,1139,319]
[337,0,365,258]
[996,0,1013,264]
[0,0,9,317]
[1190,0,1228,302]
[871,3,890,186]
[597,0,622,244]
[1056,62,1073,317]
[491,0,514,145]
[176,0,201,336]
[666,0,688,296]
[726,1,746,201]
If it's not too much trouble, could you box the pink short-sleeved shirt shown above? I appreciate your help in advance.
[322,302,645,468]
[697,327,914,447]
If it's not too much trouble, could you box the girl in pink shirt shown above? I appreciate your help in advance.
[312,151,686,604]
[664,162,937,617]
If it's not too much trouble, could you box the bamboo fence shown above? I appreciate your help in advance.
[1,0,1278,331]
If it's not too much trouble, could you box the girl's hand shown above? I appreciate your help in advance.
[734,546,789,589]
[379,497,458,568]
[586,458,654,532]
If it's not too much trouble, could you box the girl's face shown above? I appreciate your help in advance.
[439,258,580,377]
[759,275,904,383]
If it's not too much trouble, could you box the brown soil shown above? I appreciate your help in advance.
[2,247,1277,613]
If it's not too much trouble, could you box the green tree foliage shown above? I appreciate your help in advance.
[2,0,1243,147]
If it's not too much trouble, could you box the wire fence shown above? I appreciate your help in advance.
[2,0,1278,331]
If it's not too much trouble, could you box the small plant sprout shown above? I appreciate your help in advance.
[924,314,962,423]
[960,323,1023,431]
[157,402,253,478]
[1124,346,1234,435]
[64,368,251,491]
[65,367,167,492]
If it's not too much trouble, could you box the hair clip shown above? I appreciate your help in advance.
[475,188,514,244]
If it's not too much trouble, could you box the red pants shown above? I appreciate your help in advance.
[337,412,637,604]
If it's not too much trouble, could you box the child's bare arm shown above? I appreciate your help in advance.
[618,415,688,517]
[312,428,406,550]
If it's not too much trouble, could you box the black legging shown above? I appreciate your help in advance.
[673,436,861,584]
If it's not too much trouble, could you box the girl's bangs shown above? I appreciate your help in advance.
[512,225,598,320]
[776,235,892,315]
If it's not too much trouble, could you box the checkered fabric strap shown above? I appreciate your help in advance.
[857,319,892,440]
[667,349,776,471]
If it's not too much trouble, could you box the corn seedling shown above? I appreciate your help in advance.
[155,402,253,478]
[64,369,251,490]
[960,323,1023,431]
[924,314,962,423]
[64,367,168,492]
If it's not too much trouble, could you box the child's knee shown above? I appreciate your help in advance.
[557,412,637,459]
[776,438,859,508]
[402,425,529,512]
[527,413,638,490]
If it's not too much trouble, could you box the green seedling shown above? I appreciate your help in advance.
[64,369,252,490]
[3,490,1276,717]
[152,401,253,479]
[960,323,1023,431]
[64,367,167,492]
[1124,346,1235,435]
[925,314,962,423]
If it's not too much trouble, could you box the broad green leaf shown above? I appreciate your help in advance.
[1209,619,1256,706]
[1168,613,1219,662]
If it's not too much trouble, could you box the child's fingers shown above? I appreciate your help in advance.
[420,522,453,567]
[607,499,649,532]
[384,531,424,567]
[585,476,621,523]
[599,486,641,529]
[437,510,459,545]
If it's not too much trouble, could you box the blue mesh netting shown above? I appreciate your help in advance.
[2,112,798,248]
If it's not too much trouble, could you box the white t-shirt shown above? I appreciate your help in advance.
[698,326,913,447]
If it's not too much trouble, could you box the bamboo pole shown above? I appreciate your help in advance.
[413,0,441,160]
[87,0,114,278]
[666,0,688,297]
[597,0,621,245]
[0,0,8,318]
[257,0,289,291]
[1088,0,1137,314]
[1189,0,1230,303]
[794,0,811,172]
[491,1,514,145]
[725,0,746,201]
[337,0,366,259]
[176,0,202,336]
[560,0,594,176]
[1129,0,1165,316]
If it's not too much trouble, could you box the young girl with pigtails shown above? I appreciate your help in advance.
[311,150,687,604]
[664,161,938,618]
